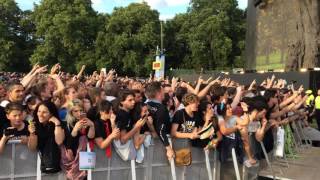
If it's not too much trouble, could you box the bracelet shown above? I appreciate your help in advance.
[55,124,61,127]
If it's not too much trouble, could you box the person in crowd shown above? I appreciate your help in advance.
[116,90,146,144]
[94,100,120,156]
[1,81,25,107]
[104,82,119,102]
[145,82,174,160]
[216,99,243,163]
[171,93,201,140]
[82,96,92,113]
[0,103,37,153]
[305,90,315,123]
[192,100,222,150]
[60,99,95,179]
[174,87,188,111]
[162,93,175,119]
[0,83,6,101]
[132,89,143,104]
[132,102,156,149]
[314,89,320,130]
[59,86,79,121]
[87,87,106,122]
[24,95,41,121]
[33,101,65,173]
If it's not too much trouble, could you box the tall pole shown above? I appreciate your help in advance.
[160,21,163,53]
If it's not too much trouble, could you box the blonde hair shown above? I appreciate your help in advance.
[182,93,199,106]
[64,99,83,128]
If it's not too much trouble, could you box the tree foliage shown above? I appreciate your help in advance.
[95,3,160,76]
[0,0,36,72]
[0,0,246,75]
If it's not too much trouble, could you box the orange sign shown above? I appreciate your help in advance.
[152,61,161,70]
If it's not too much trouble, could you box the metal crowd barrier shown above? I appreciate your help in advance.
[0,138,221,180]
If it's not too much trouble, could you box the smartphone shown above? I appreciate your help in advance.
[4,128,17,136]
[80,113,87,119]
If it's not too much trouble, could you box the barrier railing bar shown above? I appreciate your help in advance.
[107,158,111,180]
[204,149,213,180]
[36,153,41,180]
[213,150,218,180]
[168,137,177,180]
[260,142,276,180]
[86,143,92,180]
[146,143,154,180]
[11,144,15,180]
[231,148,241,180]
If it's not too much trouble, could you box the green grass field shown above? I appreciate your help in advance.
[256,51,285,70]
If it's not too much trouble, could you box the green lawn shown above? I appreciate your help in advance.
[256,51,285,70]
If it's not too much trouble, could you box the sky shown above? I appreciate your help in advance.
[16,0,248,20]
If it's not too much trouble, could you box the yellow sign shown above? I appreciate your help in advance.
[152,61,161,70]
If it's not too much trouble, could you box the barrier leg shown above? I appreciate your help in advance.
[297,120,312,147]
[293,122,303,149]
[37,153,41,180]
[11,144,15,180]
[213,150,218,180]
[131,160,137,180]
[231,148,241,180]
[86,143,92,180]
[204,149,213,180]
[168,138,177,180]
[260,142,275,180]
[242,164,247,180]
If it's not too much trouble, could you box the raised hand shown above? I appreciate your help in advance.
[50,63,61,75]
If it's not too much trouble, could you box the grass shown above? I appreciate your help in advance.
[256,51,286,70]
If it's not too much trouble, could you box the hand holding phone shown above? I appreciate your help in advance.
[4,128,17,136]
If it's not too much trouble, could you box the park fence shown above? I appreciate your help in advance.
[0,138,223,180]
[0,119,313,180]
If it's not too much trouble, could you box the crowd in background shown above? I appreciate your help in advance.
[0,63,314,179]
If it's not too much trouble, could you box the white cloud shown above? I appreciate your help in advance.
[166,0,190,7]
[159,14,175,21]
[138,0,190,9]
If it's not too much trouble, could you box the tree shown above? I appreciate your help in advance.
[0,0,35,72]
[31,0,100,72]
[165,0,246,71]
[95,3,160,77]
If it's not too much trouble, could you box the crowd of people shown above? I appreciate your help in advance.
[0,63,314,179]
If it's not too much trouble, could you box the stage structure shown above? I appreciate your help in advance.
[245,0,320,71]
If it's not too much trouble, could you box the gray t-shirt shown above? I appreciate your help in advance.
[218,115,237,139]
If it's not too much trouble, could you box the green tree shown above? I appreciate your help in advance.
[95,3,160,77]
[31,0,101,72]
[165,0,245,71]
[0,0,35,72]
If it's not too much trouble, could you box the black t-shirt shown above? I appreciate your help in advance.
[87,106,99,122]
[116,109,133,132]
[147,101,171,146]
[94,119,112,139]
[36,122,59,150]
[172,109,201,133]
[0,121,29,140]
